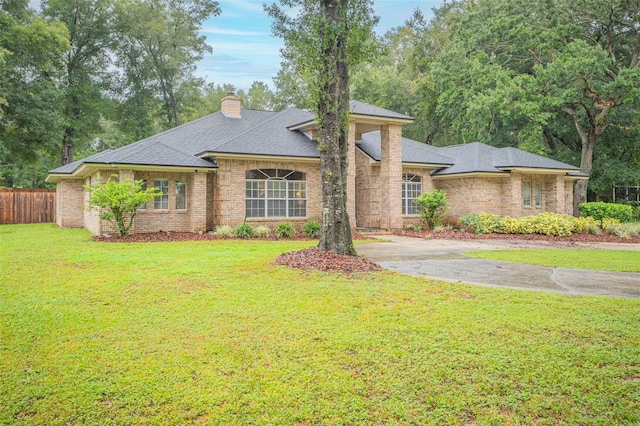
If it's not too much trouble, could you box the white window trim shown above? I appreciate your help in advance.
[246,178,307,218]
[154,179,169,210]
[402,174,422,216]
[245,169,307,219]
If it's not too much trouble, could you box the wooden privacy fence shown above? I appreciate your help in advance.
[0,188,56,224]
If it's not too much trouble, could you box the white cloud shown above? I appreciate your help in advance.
[207,40,282,57]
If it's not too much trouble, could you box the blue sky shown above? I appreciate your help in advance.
[198,0,444,90]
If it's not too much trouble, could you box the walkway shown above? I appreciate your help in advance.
[357,236,640,299]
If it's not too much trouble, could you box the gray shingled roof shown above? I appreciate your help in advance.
[199,107,320,158]
[48,108,310,176]
[48,102,584,181]
[349,100,413,120]
[431,142,581,176]
[357,131,455,166]
[286,100,412,129]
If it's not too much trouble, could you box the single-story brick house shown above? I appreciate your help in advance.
[46,95,587,234]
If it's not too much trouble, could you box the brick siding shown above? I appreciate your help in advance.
[214,158,322,228]
[56,179,84,228]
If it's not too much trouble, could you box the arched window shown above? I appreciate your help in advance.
[245,169,307,218]
[402,174,422,215]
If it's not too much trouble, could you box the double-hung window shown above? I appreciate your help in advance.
[402,174,422,215]
[535,183,542,207]
[523,181,532,207]
[154,179,169,210]
[245,169,306,218]
[176,181,187,210]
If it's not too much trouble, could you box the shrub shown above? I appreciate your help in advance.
[234,223,255,238]
[433,224,453,233]
[214,224,234,238]
[274,222,295,238]
[414,190,450,229]
[527,213,574,236]
[253,225,271,238]
[571,216,600,234]
[579,202,633,223]
[460,212,502,234]
[403,223,423,232]
[302,220,321,237]
[84,175,161,236]
[460,212,601,237]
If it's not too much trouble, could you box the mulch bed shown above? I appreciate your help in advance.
[396,229,640,244]
[273,247,382,273]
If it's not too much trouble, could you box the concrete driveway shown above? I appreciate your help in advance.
[357,236,640,299]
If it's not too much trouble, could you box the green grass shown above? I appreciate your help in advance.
[468,249,640,272]
[1,224,640,425]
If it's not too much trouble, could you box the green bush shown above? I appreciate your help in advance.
[84,175,161,236]
[302,220,321,237]
[234,222,254,238]
[527,213,574,236]
[460,212,603,237]
[571,216,601,235]
[214,224,234,238]
[414,189,450,229]
[403,223,423,232]
[274,222,295,238]
[253,225,271,238]
[460,212,502,234]
[579,202,633,223]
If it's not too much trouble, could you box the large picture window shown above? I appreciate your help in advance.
[245,169,306,218]
[154,179,169,210]
[402,174,422,215]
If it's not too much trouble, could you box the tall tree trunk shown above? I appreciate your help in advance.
[61,127,74,165]
[168,88,179,127]
[574,131,596,215]
[317,0,355,256]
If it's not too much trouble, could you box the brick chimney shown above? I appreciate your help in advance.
[221,92,242,118]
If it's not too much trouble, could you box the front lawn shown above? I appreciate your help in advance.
[1,224,639,425]
[468,249,640,272]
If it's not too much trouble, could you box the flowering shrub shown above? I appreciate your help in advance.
[460,212,608,237]
[460,212,502,234]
